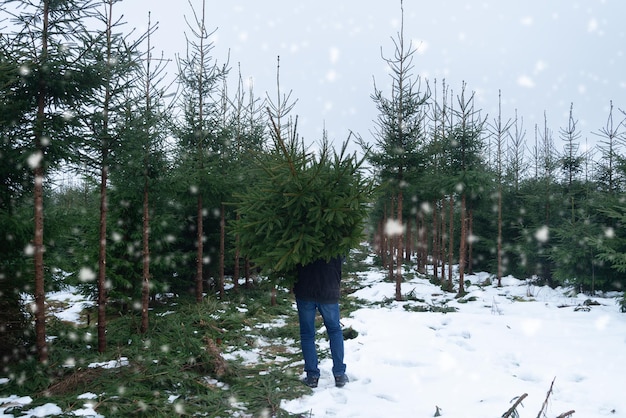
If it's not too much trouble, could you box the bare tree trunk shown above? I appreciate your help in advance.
[411,213,418,270]
[432,201,439,281]
[467,208,473,275]
[33,0,51,363]
[233,234,240,292]
[377,218,385,268]
[395,190,403,301]
[244,258,251,289]
[405,216,412,262]
[33,163,47,362]
[457,193,467,296]
[97,163,108,352]
[195,195,203,302]
[140,178,150,333]
[497,182,503,287]
[219,204,225,298]
[440,199,446,280]
[388,235,395,284]
[270,285,277,306]
[417,211,426,275]
[387,199,394,281]
[447,195,454,289]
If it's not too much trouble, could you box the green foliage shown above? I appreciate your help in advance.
[500,179,556,282]
[44,182,99,281]
[550,215,619,291]
[1,0,105,170]
[0,50,35,363]
[1,284,309,417]
[0,279,31,362]
[105,145,177,301]
[593,203,626,300]
[233,135,374,286]
[595,205,626,272]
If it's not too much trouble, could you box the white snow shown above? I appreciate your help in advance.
[87,357,129,370]
[21,286,95,324]
[2,263,624,417]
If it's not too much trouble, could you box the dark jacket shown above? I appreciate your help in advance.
[293,256,343,303]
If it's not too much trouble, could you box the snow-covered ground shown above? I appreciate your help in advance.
[282,265,626,417]
[2,260,625,417]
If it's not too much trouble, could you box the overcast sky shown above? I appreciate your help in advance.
[118,0,626,155]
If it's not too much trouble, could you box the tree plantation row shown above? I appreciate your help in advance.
[1,0,625,366]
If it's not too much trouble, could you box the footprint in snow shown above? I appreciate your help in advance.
[331,389,348,404]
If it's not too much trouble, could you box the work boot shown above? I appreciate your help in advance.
[302,375,319,388]
[334,374,349,388]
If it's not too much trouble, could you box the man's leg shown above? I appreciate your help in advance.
[296,299,320,379]
[318,302,346,377]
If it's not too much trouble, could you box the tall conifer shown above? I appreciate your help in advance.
[2,0,102,361]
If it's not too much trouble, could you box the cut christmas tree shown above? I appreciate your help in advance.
[233,126,374,287]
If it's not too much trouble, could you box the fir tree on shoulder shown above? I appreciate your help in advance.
[232,115,374,291]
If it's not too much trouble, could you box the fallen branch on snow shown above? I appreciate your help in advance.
[501,393,527,418]
[536,376,556,417]
[502,377,576,418]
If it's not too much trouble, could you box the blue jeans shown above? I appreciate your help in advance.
[296,299,346,378]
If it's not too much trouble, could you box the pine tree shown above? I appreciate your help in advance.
[82,0,141,353]
[366,0,429,300]
[559,103,584,222]
[446,83,487,296]
[488,91,513,287]
[593,101,624,195]
[173,0,229,301]
[134,12,170,333]
[229,67,266,290]
[525,113,559,284]
[2,0,103,362]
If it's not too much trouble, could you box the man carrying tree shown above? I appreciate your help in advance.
[233,123,373,390]
[294,256,348,388]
